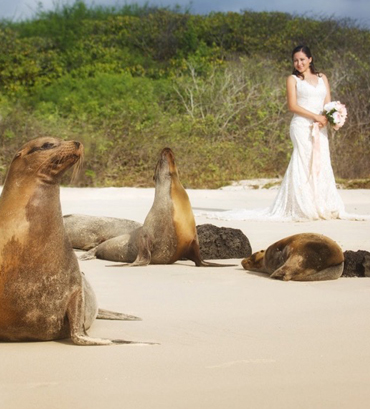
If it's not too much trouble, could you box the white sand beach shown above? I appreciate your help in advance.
[1,185,370,409]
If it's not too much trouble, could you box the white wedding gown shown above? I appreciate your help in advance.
[203,75,362,222]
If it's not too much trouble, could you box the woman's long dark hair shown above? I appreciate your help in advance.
[291,45,321,79]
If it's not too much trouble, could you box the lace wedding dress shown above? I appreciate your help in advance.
[203,75,360,222]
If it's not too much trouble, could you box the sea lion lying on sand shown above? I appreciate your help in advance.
[242,233,344,281]
[64,214,141,250]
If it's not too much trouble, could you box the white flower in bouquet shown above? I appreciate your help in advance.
[324,101,347,131]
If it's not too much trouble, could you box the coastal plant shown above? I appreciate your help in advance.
[0,3,369,187]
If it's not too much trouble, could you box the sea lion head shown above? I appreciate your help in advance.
[153,147,179,184]
[6,137,84,185]
[241,250,265,271]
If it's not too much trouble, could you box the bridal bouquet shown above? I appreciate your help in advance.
[323,101,347,130]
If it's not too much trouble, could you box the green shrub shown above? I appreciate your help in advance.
[0,3,369,187]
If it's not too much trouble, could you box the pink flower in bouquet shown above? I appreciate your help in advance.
[324,101,347,131]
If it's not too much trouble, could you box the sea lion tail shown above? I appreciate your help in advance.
[97,309,141,321]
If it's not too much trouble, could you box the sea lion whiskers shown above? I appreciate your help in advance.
[52,148,84,183]
[71,150,84,182]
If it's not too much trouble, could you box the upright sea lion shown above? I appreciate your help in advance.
[0,137,143,345]
[83,148,233,267]
[241,233,344,281]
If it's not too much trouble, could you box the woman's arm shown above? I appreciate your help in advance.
[286,75,328,127]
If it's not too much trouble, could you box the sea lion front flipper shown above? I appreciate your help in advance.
[271,262,344,282]
[270,263,295,281]
[97,309,141,321]
[67,289,116,345]
[291,262,344,281]
[130,233,152,266]
[67,289,145,346]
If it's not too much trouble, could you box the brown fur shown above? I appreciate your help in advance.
[83,148,233,267]
[0,137,142,345]
[63,214,142,251]
[242,233,344,281]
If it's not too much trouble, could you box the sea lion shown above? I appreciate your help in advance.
[64,215,250,260]
[63,214,142,250]
[82,148,233,267]
[0,137,143,345]
[241,233,344,281]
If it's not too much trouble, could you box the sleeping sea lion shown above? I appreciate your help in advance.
[63,214,141,250]
[241,233,344,281]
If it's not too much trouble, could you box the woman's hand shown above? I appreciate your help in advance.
[314,114,328,128]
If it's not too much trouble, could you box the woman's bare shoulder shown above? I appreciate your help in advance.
[319,73,330,86]
[287,74,298,83]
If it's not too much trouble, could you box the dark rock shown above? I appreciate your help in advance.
[343,250,370,277]
[197,224,252,260]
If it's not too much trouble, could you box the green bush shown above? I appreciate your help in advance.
[0,2,369,187]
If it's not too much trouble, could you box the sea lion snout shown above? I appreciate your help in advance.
[154,147,177,181]
[161,147,173,157]
[242,250,265,271]
[160,148,176,169]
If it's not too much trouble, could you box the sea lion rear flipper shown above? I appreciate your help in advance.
[200,260,237,267]
[97,309,141,321]
[79,247,98,261]
[187,240,236,267]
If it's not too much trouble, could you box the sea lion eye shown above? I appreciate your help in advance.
[27,142,55,155]
[41,142,55,150]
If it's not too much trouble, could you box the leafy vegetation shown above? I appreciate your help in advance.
[0,1,369,187]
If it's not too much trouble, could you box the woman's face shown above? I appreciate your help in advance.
[293,51,312,74]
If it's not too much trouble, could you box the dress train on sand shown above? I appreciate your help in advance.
[200,76,368,222]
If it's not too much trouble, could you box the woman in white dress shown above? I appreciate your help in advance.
[269,44,345,220]
[204,45,349,221]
